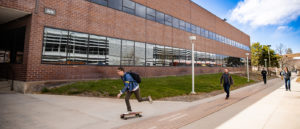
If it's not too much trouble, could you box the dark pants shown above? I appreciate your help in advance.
[223,83,231,97]
[263,77,267,84]
[284,78,291,90]
[125,88,149,111]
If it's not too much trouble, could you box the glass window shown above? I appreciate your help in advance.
[135,42,145,66]
[191,24,196,34]
[121,40,135,65]
[135,3,146,18]
[179,49,186,65]
[67,31,89,64]
[42,27,68,64]
[154,45,165,66]
[172,48,180,66]
[208,31,212,39]
[200,28,205,37]
[146,44,155,66]
[146,7,155,21]
[196,26,201,35]
[205,30,209,38]
[186,23,191,32]
[87,35,108,65]
[186,50,192,66]
[122,0,135,15]
[156,11,165,24]
[172,17,179,28]
[165,46,173,66]
[179,20,186,30]
[108,0,122,11]
[107,38,121,65]
[164,14,172,26]
[88,0,108,6]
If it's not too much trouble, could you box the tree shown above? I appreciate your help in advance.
[286,48,293,54]
[251,42,279,70]
[251,42,263,67]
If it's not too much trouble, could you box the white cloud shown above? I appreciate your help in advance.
[276,26,293,31]
[229,0,300,27]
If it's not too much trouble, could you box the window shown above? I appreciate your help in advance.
[146,44,155,66]
[208,31,212,39]
[121,40,135,65]
[205,30,209,38]
[200,28,205,37]
[196,27,201,35]
[146,7,155,21]
[42,28,68,64]
[165,14,172,26]
[67,31,89,64]
[135,3,146,18]
[122,0,135,15]
[186,50,191,66]
[108,0,122,11]
[165,46,173,66]
[179,49,186,65]
[172,17,179,28]
[87,35,108,65]
[179,20,185,30]
[154,45,165,66]
[135,42,145,66]
[107,38,121,65]
[191,24,196,34]
[172,48,180,66]
[88,0,108,6]
[156,11,165,24]
[186,23,191,32]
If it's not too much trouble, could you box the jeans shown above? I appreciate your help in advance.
[223,83,231,97]
[284,78,291,90]
[263,77,267,84]
[125,88,149,111]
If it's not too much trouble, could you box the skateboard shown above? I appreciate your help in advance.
[120,112,142,120]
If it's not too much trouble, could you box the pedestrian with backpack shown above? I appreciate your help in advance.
[116,67,152,114]
[220,69,234,99]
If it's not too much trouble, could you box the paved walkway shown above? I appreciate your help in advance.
[0,76,298,129]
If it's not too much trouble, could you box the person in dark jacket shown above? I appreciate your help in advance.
[280,67,291,91]
[116,67,152,114]
[261,68,267,84]
[220,69,233,99]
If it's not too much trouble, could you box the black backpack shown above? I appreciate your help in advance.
[128,72,141,83]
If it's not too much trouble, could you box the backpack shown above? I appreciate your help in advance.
[128,72,141,83]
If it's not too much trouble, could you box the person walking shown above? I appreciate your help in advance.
[220,69,233,99]
[261,68,267,84]
[116,67,152,114]
[280,67,291,91]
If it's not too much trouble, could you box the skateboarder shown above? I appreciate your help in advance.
[220,69,233,99]
[261,68,267,84]
[116,67,152,114]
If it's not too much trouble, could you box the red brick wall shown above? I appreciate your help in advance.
[0,0,250,81]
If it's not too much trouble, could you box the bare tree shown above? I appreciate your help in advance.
[286,48,293,54]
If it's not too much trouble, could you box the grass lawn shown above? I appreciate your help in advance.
[42,73,255,100]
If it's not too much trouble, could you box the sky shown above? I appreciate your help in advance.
[192,0,300,54]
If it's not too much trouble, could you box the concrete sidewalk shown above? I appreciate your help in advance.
[0,77,296,129]
[182,77,300,129]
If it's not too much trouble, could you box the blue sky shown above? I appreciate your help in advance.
[192,0,300,54]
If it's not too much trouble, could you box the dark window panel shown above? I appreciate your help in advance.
[146,7,155,21]
[123,0,135,15]
[191,24,196,34]
[88,0,108,6]
[135,3,146,18]
[146,44,155,66]
[172,17,179,28]
[179,20,185,30]
[156,11,164,24]
[108,0,122,11]
[165,14,172,26]
[196,27,201,35]
[186,23,191,32]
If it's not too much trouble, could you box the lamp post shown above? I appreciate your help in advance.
[190,36,196,94]
[245,53,250,82]
[267,45,271,76]
[264,59,267,68]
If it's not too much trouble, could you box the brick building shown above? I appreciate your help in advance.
[0,0,250,92]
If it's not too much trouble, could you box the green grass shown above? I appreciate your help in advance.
[42,73,255,100]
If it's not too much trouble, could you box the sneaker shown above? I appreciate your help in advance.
[124,111,132,114]
[148,96,153,104]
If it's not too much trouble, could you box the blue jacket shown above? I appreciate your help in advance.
[120,72,139,94]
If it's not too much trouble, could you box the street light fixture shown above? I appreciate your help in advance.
[245,53,250,82]
[264,59,267,68]
[189,36,196,94]
[267,45,271,76]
